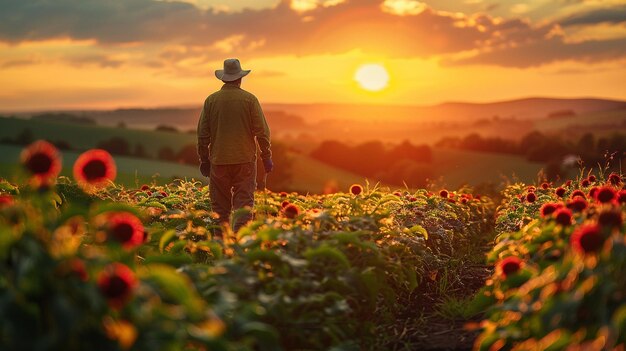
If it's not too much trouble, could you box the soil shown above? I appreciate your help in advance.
[375,264,493,351]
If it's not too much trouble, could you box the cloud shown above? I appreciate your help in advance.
[447,36,626,67]
[66,54,125,68]
[560,5,626,26]
[0,58,41,69]
[0,0,625,68]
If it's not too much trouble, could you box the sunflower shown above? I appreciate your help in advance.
[349,184,363,196]
[570,224,604,255]
[21,140,62,183]
[73,149,117,189]
[97,263,137,309]
[106,212,144,249]
[497,256,523,279]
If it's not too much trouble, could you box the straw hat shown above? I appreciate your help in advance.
[215,58,251,81]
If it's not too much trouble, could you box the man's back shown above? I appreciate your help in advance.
[198,82,271,165]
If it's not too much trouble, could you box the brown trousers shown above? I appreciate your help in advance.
[209,161,256,235]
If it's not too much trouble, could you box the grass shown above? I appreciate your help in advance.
[534,108,626,131]
[0,144,203,187]
[435,295,479,320]
[0,116,550,192]
[430,148,544,188]
[0,117,195,158]
[0,144,368,193]
[288,151,375,193]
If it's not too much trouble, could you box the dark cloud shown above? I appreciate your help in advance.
[0,0,206,44]
[560,5,626,26]
[0,58,40,69]
[0,0,625,68]
[66,54,125,68]
[446,36,626,67]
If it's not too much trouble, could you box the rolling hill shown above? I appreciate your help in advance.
[5,97,625,132]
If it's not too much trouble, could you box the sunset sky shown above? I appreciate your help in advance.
[1,0,625,110]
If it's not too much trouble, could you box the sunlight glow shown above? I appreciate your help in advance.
[381,0,427,16]
[354,64,390,92]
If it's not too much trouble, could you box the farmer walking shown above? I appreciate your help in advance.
[197,58,273,237]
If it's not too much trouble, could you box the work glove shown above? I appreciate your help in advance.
[263,158,274,173]
[200,162,211,177]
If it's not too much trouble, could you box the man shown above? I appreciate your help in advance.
[197,58,273,237]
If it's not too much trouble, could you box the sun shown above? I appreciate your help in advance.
[354,64,390,92]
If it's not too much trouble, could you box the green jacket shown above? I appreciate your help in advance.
[197,82,271,165]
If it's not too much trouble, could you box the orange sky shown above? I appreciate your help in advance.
[1,0,625,110]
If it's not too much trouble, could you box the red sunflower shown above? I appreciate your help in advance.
[73,149,117,189]
[608,172,622,186]
[555,187,566,198]
[97,263,137,309]
[540,203,561,218]
[0,194,14,208]
[497,256,523,279]
[567,197,588,212]
[283,204,300,219]
[598,210,622,229]
[349,184,363,196]
[554,208,573,226]
[106,212,144,249]
[20,140,62,183]
[595,186,616,204]
[570,224,604,255]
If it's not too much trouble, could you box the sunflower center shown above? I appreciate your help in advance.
[580,232,604,252]
[501,262,520,276]
[596,189,615,203]
[103,275,130,298]
[26,152,52,174]
[111,222,134,243]
[83,159,107,180]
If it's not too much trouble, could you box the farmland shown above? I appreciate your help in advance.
[0,116,546,192]
[1,141,624,350]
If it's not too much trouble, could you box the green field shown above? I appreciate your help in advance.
[0,116,548,191]
[0,117,195,158]
[431,148,544,188]
[534,108,626,131]
[0,144,203,187]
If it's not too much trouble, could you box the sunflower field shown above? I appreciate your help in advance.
[474,175,626,350]
[1,141,625,350]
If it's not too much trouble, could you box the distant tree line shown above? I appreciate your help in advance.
[31,113,97,125]
[436,131,626,179]
[310,140,433,187]
[0,128,72,150]
[0,129,293,187]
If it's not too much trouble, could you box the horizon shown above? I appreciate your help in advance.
[2,0,626,111]
[2,95,625,114]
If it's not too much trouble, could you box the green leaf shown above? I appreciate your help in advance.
[304,245,350,269]
[159,230,177,253]
[143,254,192,267]
[140,264,205,319]
[245,249,281,264]
[409,225,428,240]
[139,201,167,210]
